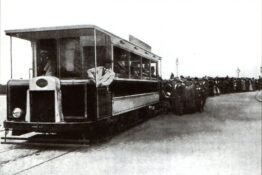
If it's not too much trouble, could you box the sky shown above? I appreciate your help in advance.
[0,0,261,83]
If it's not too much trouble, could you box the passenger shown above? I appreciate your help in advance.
[87,60,115,87]
[151,66,157,78]
[142,63,150,77]
[130,62,140,79]
[44,58,54,76]
[39,50,55,76]
[115,60,129,77]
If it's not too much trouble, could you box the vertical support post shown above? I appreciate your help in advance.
[111,43,114,70]
[84,84,87,118]
[140,56,142,79]
[80,38,85,78]
[57,39,61,78]
[149,60,151,79]
[10,36,13,79]
[156,60,159,77]
[94,29,97,86]
[94,29,99,119]
[79,37,88,118]
[31,41,37,77]
[160,59,162,78]
[128,53,131,79]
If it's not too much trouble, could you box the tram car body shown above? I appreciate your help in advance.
[4,25,162,136]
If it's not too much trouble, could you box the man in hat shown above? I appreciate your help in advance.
[87,60,115,87]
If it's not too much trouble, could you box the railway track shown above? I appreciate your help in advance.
[12,147,81,175]
[0,145,82,175]
[0,131,120,175]
[0,131,91,174]
[0,110,154,174]
[0,127,127,174]
[0,131,96,175]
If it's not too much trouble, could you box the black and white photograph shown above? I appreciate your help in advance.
[0,0,261,174]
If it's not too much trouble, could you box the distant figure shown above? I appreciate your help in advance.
[170,73,174,79]
[259,76,262,91]
[87,60,115,87]
[249,79,253,91]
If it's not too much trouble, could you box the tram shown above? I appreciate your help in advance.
[4,25,162,136]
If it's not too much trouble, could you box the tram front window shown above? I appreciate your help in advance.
[60,38,81,78]
[37,39,57,76]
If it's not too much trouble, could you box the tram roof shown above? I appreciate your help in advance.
[5,25,161,61]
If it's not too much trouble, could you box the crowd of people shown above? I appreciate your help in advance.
[206,76,261,96]
[163,75,262,115]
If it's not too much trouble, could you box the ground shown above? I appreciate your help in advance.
[0,91,261,175]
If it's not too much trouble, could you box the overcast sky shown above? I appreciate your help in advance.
[0,0,261,83]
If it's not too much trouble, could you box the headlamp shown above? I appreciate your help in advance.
[12,107,23,119]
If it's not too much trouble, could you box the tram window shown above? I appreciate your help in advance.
[81,35,95,77]
[113,47,129,78]
[37,39,57,76]
[96,30,112,67]
[82,46,95,69]
[142,58,150,79]
[150,61,158,79]
[130,53,141,79]
[60,38,81,78]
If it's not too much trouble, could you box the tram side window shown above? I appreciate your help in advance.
[113,47,129,78]
[150,61,158,79]
[142,57,150,79]
[37,39,57,76]
[60,38,81,78]
[130,53,141,79]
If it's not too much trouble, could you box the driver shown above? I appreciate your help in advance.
[39,50,55,76]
